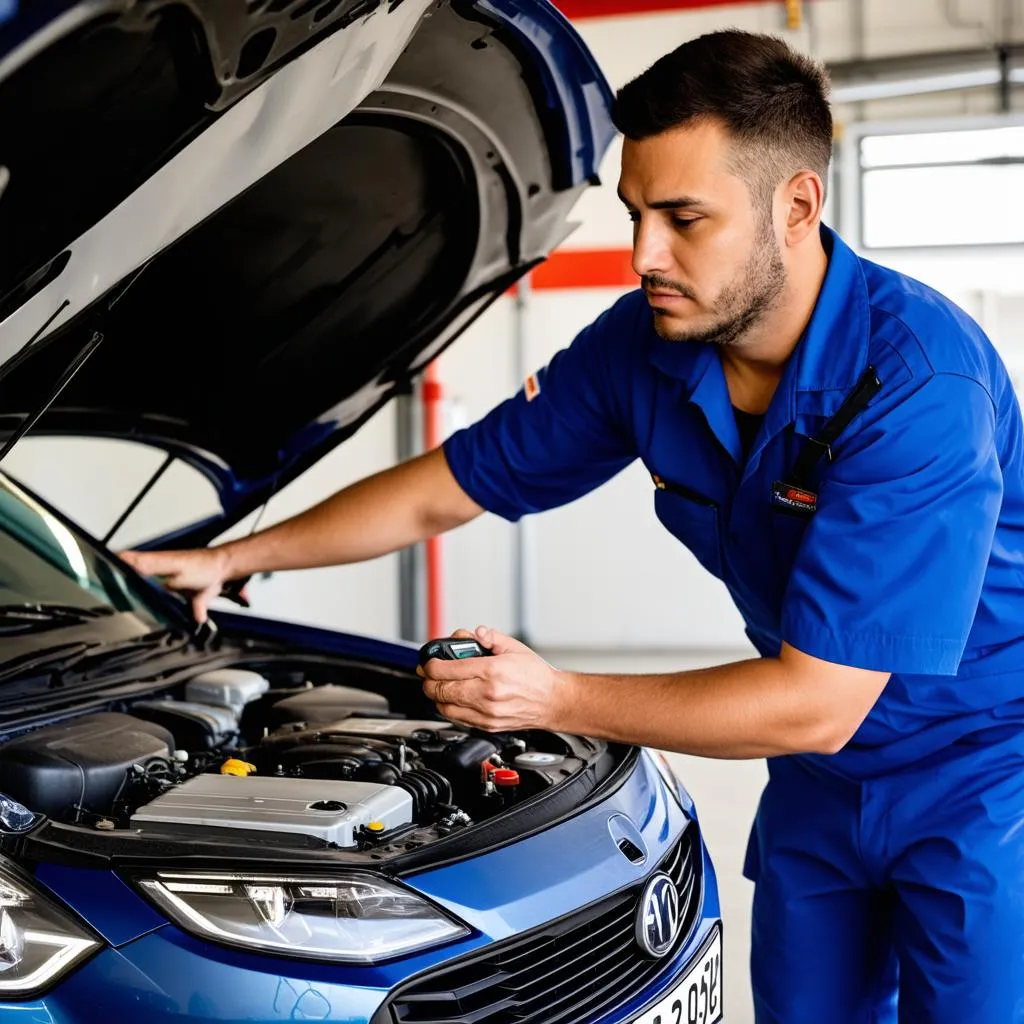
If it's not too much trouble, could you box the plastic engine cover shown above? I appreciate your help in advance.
[0,712,173,819]
[185,669,270,715]
[130,775,412,846]
[267,684,389,728]
[129,700,238,751]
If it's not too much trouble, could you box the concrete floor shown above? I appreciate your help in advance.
[540,648,767,1024]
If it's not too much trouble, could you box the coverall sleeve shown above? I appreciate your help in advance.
[781,373,1002,675]
[442,300,639,522]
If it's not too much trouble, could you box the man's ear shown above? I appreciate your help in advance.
[781,169,825,246]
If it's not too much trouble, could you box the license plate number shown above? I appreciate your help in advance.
[631,929,723,1024]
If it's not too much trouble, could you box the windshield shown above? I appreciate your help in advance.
[0,472,170,629]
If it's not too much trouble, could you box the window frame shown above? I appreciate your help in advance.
[837,111,1024,254]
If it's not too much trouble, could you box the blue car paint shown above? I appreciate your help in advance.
[207,608,422,672]
[20,756,719,1023]
[471,0,616,188]
[32,866,167,950]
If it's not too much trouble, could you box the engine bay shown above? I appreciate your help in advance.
[0,662,599,858]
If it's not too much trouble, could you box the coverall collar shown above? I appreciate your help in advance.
[646,225,872,466]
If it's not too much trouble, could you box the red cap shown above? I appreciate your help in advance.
[492,769,520,787]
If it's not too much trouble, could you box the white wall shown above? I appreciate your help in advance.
[7,0,1024,652]
[435,300,520,637]
[519,286,748,649]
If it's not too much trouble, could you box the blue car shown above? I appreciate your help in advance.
[0,1,722,1021]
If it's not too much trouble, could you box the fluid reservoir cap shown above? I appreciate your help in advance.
[514,752,565,769]
[308,800,347,813]
[366,821,386,832]
[493,769,520,787]
[220,758,257,777]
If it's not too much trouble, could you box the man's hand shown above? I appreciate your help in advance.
[420,627,573,732]
[118,547,236,624]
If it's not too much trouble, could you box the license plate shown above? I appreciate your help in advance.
[631,929,723,1024]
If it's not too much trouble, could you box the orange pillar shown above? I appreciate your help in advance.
[422,362,445,639]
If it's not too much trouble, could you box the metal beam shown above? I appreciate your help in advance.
[395,387,425,644]
[551,0,781,18]
[828,45,1024,104]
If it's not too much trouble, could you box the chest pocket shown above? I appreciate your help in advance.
[652,476,724,579]
[770,513,811,573]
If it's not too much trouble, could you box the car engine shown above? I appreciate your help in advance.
[0,666,588,852]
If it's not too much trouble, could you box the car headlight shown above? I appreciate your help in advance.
[0,863,100,996]
[648,749,684,807]
[136,872,469,963]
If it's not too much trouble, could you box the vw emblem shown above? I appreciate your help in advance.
[635,872,680,958]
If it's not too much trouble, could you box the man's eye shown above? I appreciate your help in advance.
[673,217,699,229]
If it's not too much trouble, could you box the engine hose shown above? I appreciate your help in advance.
[395,769,452,816]
[417,767,453,805]
[395,774,430,815]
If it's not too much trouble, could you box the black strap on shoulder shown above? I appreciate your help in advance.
[788,366,882,486]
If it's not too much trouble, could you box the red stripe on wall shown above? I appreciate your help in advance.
[552,0,776,18]
[530,248,637,290]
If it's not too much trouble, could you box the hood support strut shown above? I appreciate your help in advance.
[0,327,104,467]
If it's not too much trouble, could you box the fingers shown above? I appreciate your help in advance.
[471,624,532,657]
[440,625,531,657]
[193,583,222,624]
[422,676,475,707]
[436,704,509,732]
[118,549,156,573]
[421,656,495,683]
[120,549,182,582]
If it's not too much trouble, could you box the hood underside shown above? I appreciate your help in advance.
[0,0,613,546]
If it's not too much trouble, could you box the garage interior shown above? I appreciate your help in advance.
[4,0,1024,1020]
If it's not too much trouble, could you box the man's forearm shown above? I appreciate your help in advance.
[420,633,889,755]
[218,448,482,578]
[554,655,865,758]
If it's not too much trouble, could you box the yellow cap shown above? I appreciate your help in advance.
[366,821,386,833]
[220,758,257,777]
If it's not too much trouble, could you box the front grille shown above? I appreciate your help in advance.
[385,825,702,1024]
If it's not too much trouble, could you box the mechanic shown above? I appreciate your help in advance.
[121,30,1024,1023]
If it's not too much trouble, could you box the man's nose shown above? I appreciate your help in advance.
[631,219,673,279]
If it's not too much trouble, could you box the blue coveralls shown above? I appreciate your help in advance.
[443,227,1024,1022]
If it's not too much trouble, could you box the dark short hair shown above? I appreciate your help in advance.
[612,30,832,207]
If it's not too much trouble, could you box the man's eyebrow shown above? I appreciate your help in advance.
[616,188,709,211]
[649,196,709,211]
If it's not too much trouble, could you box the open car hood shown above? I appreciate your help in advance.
[0,0,614,547]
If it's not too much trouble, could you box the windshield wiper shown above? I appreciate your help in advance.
[0,603,113,619]
[0,641,104,685]
[0,603,115,634]
[69,628,192,680]
[0,628,192,687]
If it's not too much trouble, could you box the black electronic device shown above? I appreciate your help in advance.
[418,638,493,666]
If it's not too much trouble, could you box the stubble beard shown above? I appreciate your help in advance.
[648,222,787,347]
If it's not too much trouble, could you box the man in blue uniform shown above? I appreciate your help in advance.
[123,31,1024,1022]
